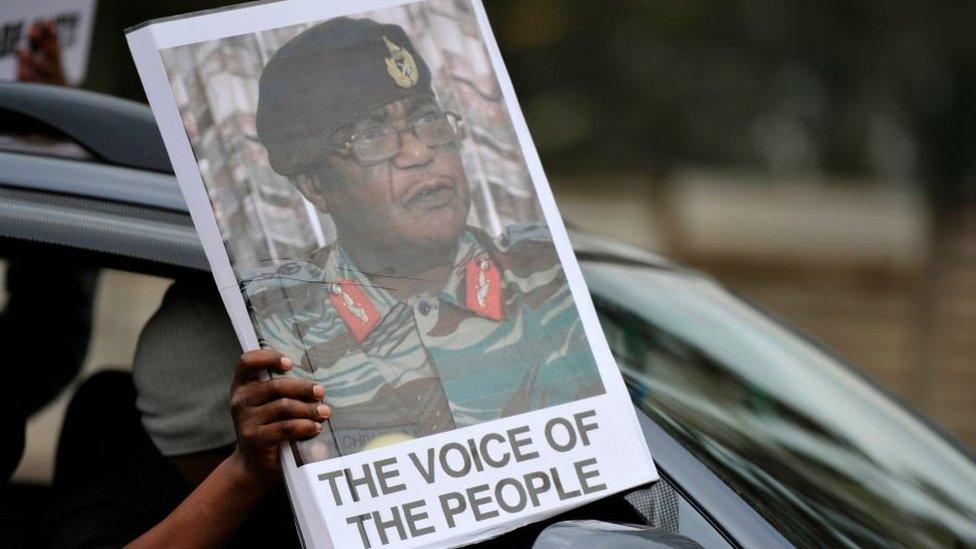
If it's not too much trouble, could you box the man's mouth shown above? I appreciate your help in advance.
[401,178,457,210]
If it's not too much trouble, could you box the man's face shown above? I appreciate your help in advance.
[312,96,471,264]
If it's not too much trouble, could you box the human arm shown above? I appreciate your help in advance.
[128,349,330,548]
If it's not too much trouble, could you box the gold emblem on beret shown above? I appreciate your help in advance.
[383,36,419,88]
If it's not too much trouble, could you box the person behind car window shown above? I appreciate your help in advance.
[46,280,312,547]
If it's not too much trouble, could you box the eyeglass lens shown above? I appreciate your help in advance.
[351,112,459,165]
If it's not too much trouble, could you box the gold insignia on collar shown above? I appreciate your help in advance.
[383,35,419,88]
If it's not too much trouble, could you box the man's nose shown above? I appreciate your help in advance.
[392,129,434,169]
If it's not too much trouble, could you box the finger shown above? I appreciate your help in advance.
[28,22,43,44]
[38,22,62,63]
[252,398,331,425]
[27,23,47,52]
[255,419,322,445]
[17,65,38,82]
[17,51,39,82]
[234,349,292,384]
[17,55,56,83]
[235,376,324,408]
[28,55,59,80]
[18,50,57,80]
[31,21,54,39]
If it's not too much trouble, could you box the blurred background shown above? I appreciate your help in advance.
[5,0,976,484]
[487,0,976,450]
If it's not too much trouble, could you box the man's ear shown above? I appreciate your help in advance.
[293,173,329,213]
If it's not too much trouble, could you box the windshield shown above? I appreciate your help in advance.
[579,251,976,547]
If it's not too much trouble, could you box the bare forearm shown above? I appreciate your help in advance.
[128,452,275,548]
[128,351,326,547]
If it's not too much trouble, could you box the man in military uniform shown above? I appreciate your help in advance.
[246,17,603,462]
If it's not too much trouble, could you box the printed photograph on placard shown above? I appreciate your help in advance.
[159,0,605,464]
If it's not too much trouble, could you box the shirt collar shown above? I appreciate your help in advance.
[438,230,506,322]
[323,240,399,316]
[322,230,504,340]
[438,230,479,309]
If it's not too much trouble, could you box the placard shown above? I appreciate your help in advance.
[127,1,656,546]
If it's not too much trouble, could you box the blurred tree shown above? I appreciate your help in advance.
[485,0,976,205]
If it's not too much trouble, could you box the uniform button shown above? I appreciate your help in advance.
[418,301,431,315]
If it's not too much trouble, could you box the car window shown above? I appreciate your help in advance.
[582,259,976,547]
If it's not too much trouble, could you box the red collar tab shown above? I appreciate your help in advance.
[465,254,503,321]
[327,280,380,343]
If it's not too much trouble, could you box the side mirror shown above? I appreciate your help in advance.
[532,520,703,549]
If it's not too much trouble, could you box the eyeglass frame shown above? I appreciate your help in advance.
[328,110,465,167]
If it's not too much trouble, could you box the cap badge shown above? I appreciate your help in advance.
[383,35,419,88]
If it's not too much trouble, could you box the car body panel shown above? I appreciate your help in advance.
[0,82,169,173]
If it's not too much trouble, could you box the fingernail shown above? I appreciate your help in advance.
[317,404,328,417]
[313,384,325,398]
[280,357,293,369]
[314,423,323,432]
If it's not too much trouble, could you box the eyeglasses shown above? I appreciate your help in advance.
[332,111,464,166]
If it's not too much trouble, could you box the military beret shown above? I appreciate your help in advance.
[256,17,434,177]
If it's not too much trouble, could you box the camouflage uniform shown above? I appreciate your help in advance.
[243,225,604,461]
